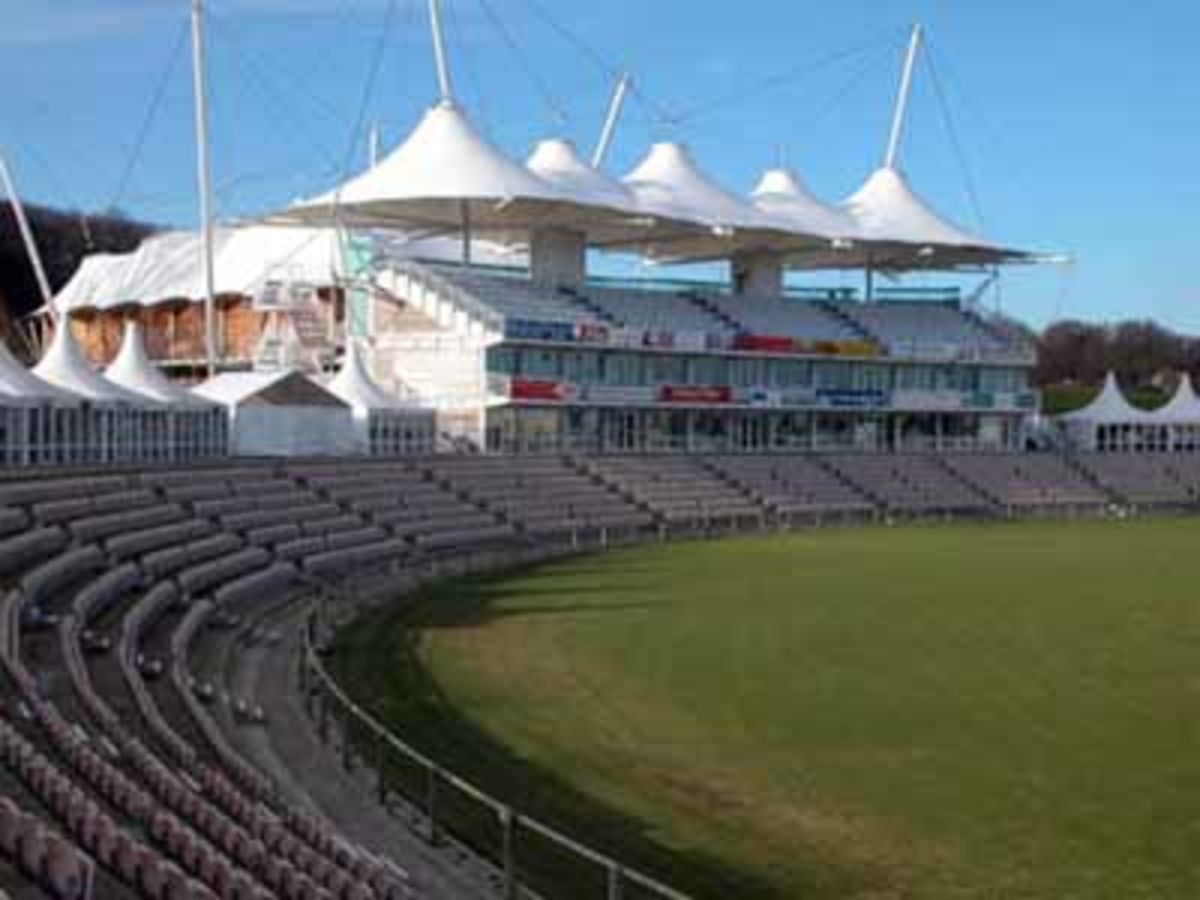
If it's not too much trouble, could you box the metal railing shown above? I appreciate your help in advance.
[298,540,693,900]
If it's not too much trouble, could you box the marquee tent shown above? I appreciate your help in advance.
[0,341,84,466]
[105,321,227,460]
[33,323,167,463]
[326,340,435,456]
[1057,372,1163,452]
[193,369,356,457]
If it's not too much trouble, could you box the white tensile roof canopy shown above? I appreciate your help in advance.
[282,102,657,243]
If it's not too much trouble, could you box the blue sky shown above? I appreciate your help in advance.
[0,0,1197,332]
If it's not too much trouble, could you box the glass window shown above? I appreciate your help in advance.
[689,355,726,385]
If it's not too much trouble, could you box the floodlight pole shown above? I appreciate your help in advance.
[428,0,456,104]
[0,153,54,315]
[592,73,631,169]
[191,0,218,378]
[884,23,923,170]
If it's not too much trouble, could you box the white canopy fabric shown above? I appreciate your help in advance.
[283,102,636,238]
[52,224,524,313]
[1148,374,1200,424]
[326,340,406,411]
[526,139,638,212]
[0,341,80,405]
[751,167,860,241]
[623,142,776,232]
[1058,373,1154,424]
[845,166,987,248]
[105,321,215,407]
[33,323,157,407]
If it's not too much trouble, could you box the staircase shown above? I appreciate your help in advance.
[816,300,881,346]
[559,287,621,325]
[932,455,1003,510]
[685,292,744,332]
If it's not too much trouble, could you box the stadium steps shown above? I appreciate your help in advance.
[684,292,743,332]
[815,299,880,345]
[1059,452,1124,505]
[570,459,663,525]
[931,456,1005,511]
[808,456,884,511]
[558,287,621,325]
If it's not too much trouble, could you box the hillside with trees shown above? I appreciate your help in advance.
[0,204,154,347]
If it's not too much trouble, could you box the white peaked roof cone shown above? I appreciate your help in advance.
[1059,372,1152,423]
[1151,373,1200,424]
[34,320,156,406]
[752,167,860,240]
[327,340,404,410]
[106,320,215,407]
[0,339,80,405]
[526,138,637,212]
[287,102,571,227]
[623,142,776,231]
[843,166,988,248]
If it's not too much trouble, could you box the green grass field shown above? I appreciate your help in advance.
[334,519,1200,899]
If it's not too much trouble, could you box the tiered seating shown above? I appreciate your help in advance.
[827,455,991,514]
[297,461,513,552]
[589,457,763,523]
[576,287,733,337]
[0,470,414,900]
[437,267,596,325]
[1074,454,1193,506]
[427,456,653,535]
[708,455,874,517]
[943,453,1107,508]
[705,293,857,341]
[833,301,1005,356]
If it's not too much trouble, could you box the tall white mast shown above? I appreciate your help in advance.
[428,0,455,105]
[369,122,382,167]
[191,0,218,378]
[0,154,54,314]
[592,72,631,169]
[884,23,923,171]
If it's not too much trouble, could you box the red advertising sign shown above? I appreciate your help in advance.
[659,385,733,404]
[510,379,570,402]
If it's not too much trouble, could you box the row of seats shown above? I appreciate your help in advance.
[428,265,1021,355]
[0,449,1191,899]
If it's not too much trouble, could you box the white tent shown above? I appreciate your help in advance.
[105,321,227,460]
[0,341,83,466]
[1057,372,1163,452]
[1145,374,1200,451]
[33,323,167,463]
[326,340,434,456]
[193,369,356,458]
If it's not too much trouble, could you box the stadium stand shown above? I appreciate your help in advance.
[942,453,1108,509]
[0,450,1192,900]
[825,454,993,514]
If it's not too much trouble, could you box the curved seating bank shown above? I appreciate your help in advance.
[0,451,1197,899]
